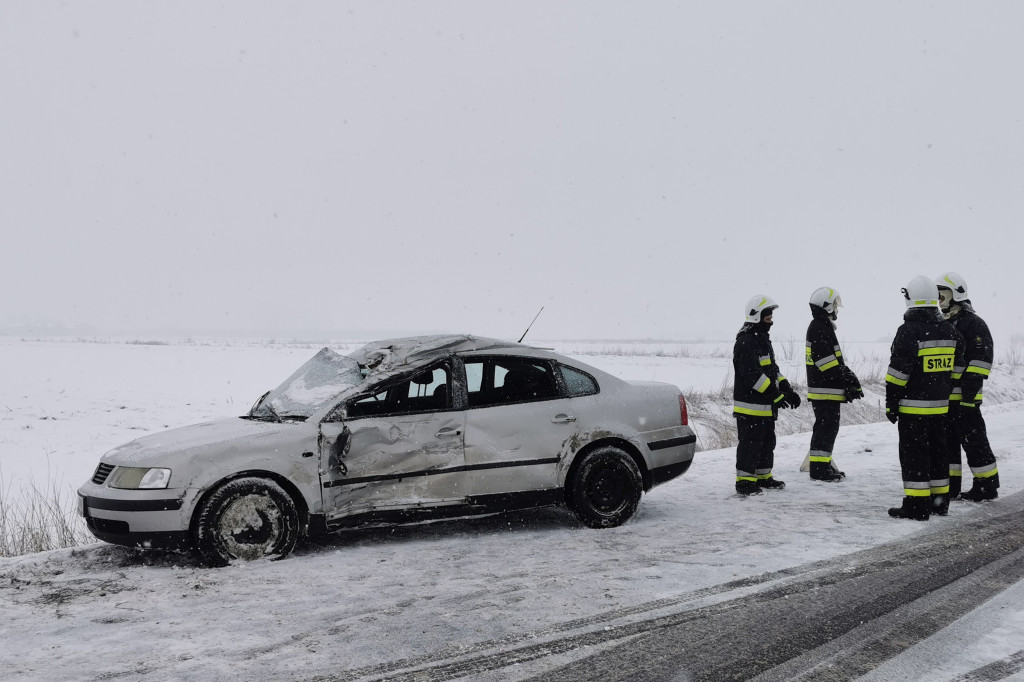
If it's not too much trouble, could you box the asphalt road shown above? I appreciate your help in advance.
[318,491,1024,682]
[527,491,1024,682]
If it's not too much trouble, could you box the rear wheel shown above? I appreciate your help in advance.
[569,446,643,528]
[193,477,299,567]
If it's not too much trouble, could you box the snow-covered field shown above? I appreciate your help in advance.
[2,337,1024,681]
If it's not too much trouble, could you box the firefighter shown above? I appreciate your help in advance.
[732,295,801,495]
[804,287,863,482]
[936,272,1000,501]
[885,275,965,520]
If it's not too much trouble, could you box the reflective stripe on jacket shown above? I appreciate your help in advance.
[950,306,993,403]
[805,306,852,402]
[733,322,787,417]
[885,308,965,417]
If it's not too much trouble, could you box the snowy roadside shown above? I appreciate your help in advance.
[3,338,1024,681]
[2,406,1022,681]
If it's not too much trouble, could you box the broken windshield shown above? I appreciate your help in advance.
[249,347,364,421]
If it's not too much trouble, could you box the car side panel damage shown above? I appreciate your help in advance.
[319,412,467,522]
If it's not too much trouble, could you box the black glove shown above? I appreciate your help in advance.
[886,410,898,424]
[781,391,801,409]
[842,368,862,393]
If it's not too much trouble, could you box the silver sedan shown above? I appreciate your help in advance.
[77,335,697,565]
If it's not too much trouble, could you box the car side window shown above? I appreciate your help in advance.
[345,364,451,419]
[464,357,558,408]
[559,364,599,397]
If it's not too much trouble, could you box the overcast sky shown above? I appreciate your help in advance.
[2,2,1021,344]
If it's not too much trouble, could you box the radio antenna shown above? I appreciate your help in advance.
[517,306,545,343]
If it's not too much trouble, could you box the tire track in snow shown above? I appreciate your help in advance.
[308,492,1024,682]
[755,547,1024,682]
[308,555,846,682]
[529,492,1024,682]
[952,649,1024,682]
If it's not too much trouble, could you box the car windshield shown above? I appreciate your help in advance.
[249,347,364,421]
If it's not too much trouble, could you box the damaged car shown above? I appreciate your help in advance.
[77,335,698,566]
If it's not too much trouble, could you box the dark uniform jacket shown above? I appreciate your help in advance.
[733,322,793,417]
[948,303,993,406]
[885,308,965,417]
[805,305,861,402]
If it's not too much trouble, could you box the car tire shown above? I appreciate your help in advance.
[569,446,643,529]
[193,477,299,567]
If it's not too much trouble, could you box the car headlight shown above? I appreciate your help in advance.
[107,467,172,490]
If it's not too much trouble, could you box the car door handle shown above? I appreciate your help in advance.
[436,428,462,438]
[552,414,577,424]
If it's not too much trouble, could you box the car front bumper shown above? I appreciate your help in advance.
[77,481,201,550]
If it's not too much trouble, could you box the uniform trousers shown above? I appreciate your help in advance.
[898,414,949,497]
[809,400,841,453]
[945,403,998,494]
[735,414,776,479]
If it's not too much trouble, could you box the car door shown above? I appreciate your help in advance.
[461,355,578,497]
[319,362,467,522]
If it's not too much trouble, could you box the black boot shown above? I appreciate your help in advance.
[810,461,845,482]
[932,495,949,516]
[960,475,999,502]
[888,496,931,521]
[757,476,786,490]
[736,480,763,496]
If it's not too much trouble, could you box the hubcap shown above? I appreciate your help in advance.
[216,493,284,561]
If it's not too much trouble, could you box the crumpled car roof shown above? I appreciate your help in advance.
[348,335,523,373]
[255,335,532,419]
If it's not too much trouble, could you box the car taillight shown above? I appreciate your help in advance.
[678,394,689,426]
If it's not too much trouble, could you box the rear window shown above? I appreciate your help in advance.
[559,364,598,397]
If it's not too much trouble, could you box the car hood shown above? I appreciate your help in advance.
[100,417,306,469]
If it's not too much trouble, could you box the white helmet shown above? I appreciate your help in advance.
[809,287,842,315]
[744,294,778,323]
[902,275,939,309]
[935,272,969,302]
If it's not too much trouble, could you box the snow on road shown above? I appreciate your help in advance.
[1,338,1023,681]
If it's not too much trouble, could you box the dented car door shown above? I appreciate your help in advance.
[318,363,467,522]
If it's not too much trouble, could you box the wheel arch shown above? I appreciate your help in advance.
[188,470,311,539]
[563,437,651,507]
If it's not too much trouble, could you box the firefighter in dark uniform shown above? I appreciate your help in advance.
[935,272,1000,501]
[804,287,863,482]
[885,275,965,520]
[733,295,801,495]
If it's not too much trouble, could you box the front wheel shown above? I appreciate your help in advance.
[192,477,299,567]
[569,446,643,528]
